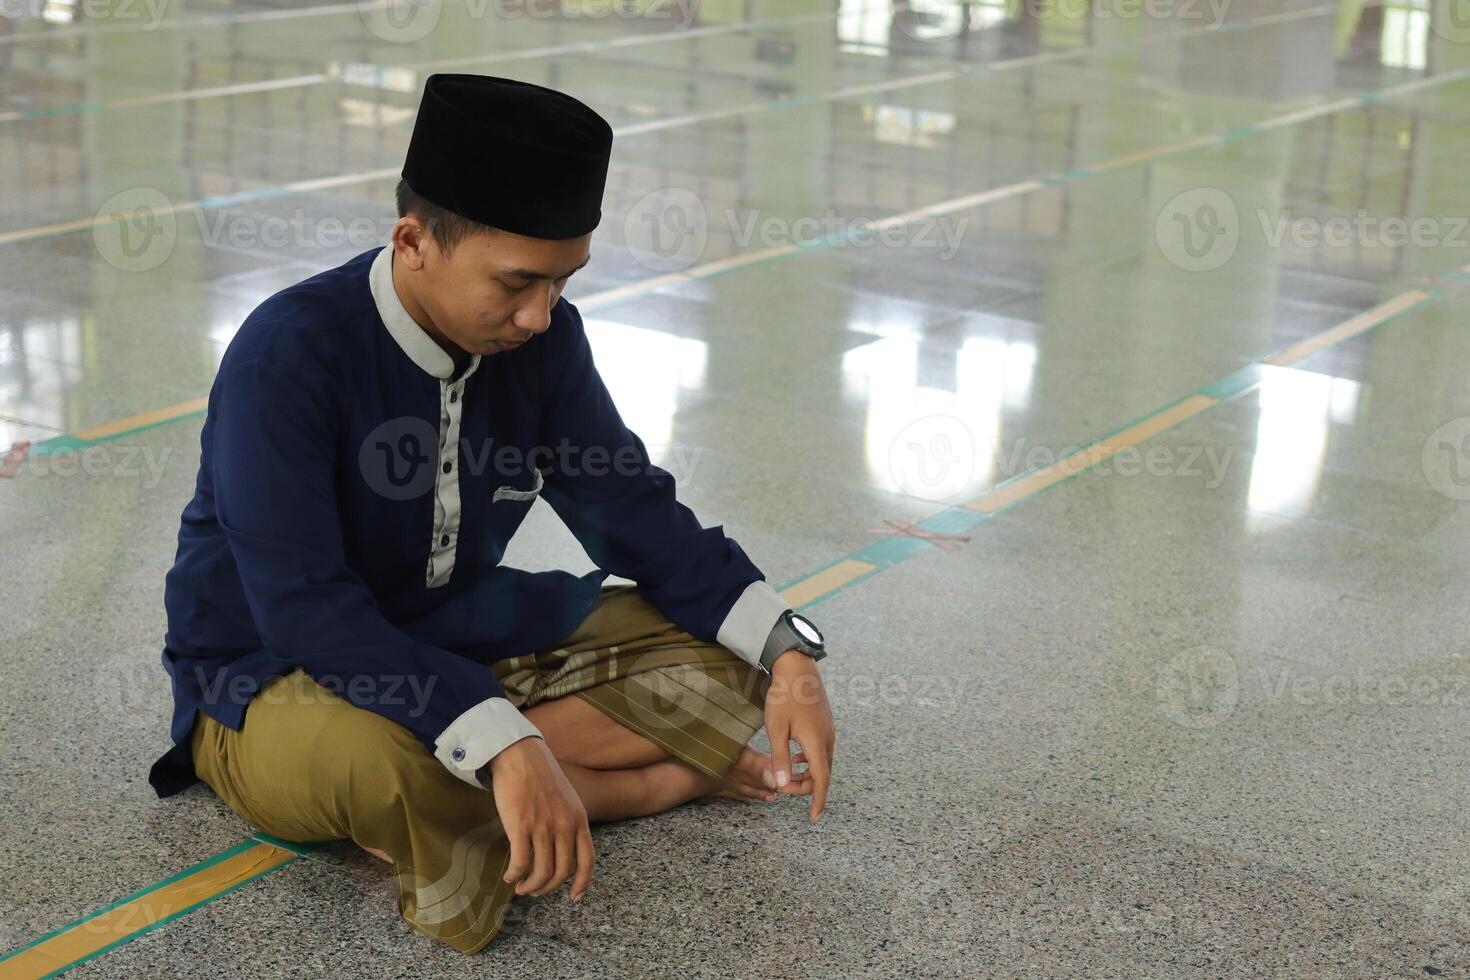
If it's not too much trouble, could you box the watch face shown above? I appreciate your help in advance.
[790,614,822,646]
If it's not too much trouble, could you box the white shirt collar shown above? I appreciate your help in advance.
[369,245,480,381]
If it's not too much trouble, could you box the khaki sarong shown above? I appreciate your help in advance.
[188,584,770,953]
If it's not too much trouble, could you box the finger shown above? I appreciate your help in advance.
[782,768,814,796]
[538,829,576,897]
[738,776,777,802]
[503,827,532,887]
[776,752,809,791]
[768,721,793,791]
[518,827,555,895]
[777,764,812,794]
[776,744,812,794]
[806,749,831,822]
[571,825,595,902]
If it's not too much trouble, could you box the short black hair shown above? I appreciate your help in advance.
[395,177,496,256]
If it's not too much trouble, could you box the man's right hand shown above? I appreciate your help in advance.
[485,737,594,902]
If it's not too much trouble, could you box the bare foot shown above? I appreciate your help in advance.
[709,746,812,803]
[361,845,393,864]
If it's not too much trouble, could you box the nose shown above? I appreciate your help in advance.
[513,282,555,335]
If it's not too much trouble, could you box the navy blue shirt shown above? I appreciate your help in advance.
[150,246,783,796]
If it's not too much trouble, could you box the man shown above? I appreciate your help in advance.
[148,73,836,953]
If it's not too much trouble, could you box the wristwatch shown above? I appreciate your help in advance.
[758,610,826,674]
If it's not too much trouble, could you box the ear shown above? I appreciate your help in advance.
[391,215,431,271]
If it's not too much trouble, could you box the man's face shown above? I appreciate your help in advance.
[395,217,590,357]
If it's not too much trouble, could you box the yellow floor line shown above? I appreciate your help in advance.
[1,842,297,980]
[965,395,1219,514]
[779,560,878,609]
[69,398,209,443]
[1262,290,1432,366]
[1082,136,1219,174]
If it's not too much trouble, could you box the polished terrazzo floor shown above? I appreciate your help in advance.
[3,0,1470,976]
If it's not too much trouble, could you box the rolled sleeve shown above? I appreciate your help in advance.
[434,696,545,788]
[716,580,792,669]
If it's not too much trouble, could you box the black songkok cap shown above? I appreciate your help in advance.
[401,74,613,240]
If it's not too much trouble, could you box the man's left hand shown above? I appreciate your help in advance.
[763,650,836,822]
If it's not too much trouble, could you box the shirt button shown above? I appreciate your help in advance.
[449,390,458,404]
[451,748,466,762]
[440,534,450,547]
[442,461,452,474]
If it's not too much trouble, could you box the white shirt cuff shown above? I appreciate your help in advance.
[433,696,544,788]
[716,580,792,670]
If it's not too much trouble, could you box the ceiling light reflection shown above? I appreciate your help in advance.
[1246,364,1361,527]
[845,333,1036,500]
[583,318,707,459]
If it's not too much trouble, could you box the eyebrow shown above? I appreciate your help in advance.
[503,254,591,281]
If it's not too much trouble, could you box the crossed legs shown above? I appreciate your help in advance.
[523,694,787,821]
[361,694,792,867]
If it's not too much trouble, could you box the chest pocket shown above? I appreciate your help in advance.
[492,466,543,503]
